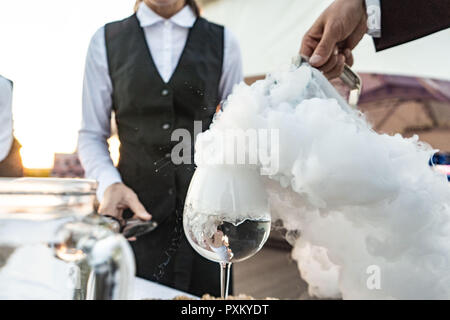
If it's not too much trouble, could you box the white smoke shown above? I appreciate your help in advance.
[195,65,450,299]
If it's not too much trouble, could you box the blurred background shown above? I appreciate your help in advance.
[0,0,449,298]
[1,0,449,174]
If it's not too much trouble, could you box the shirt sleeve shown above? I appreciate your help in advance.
[366,0,381,38]
[0,77,13,163]
[77,27,122,201]
[219,28,244,102]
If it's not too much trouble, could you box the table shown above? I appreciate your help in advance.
[133,277,198,300]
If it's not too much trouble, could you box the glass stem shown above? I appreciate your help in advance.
[220,262,232,299]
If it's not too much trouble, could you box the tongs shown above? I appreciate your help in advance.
[292,54,362,109]
[103,209,158,239]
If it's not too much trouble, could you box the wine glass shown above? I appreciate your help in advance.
[183,165,271,298]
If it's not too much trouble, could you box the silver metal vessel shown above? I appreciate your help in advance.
[0,178,135,300]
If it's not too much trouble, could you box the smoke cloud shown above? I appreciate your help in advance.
[195,65,450,299]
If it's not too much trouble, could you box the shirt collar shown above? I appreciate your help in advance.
[136,2,196,28]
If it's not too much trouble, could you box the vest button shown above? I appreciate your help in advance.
[168,188,174,195]
[165,153,171,159]
[161,89,170,96]
[162,123,171,130]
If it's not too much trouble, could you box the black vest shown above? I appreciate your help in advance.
[105,14,224,223]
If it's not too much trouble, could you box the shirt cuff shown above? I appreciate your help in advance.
[96,169,122,202]
[365,0,381,38]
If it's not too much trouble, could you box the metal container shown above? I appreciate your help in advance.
[0,178,135,300]
[292,54,362,109]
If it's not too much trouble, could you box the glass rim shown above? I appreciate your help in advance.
[0,177,97,196]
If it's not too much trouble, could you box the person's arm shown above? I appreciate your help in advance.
[0,77,13,163]
[374,0,450,51]
[300,0,450,70]
[78,27,121,200]
[219,28,244,102]
[78,27,151,222]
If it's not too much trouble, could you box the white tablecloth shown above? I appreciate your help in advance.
[133,277,198,300]
[0,244,197,300]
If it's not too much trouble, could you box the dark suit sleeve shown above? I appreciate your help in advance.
[374,0,450,51]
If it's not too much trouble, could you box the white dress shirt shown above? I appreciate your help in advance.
[365,0,381,38]
[78,3,244,201]
[0,76,13,163]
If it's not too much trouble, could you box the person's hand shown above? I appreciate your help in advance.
[300,0,367,79]
[99,182,152,225]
